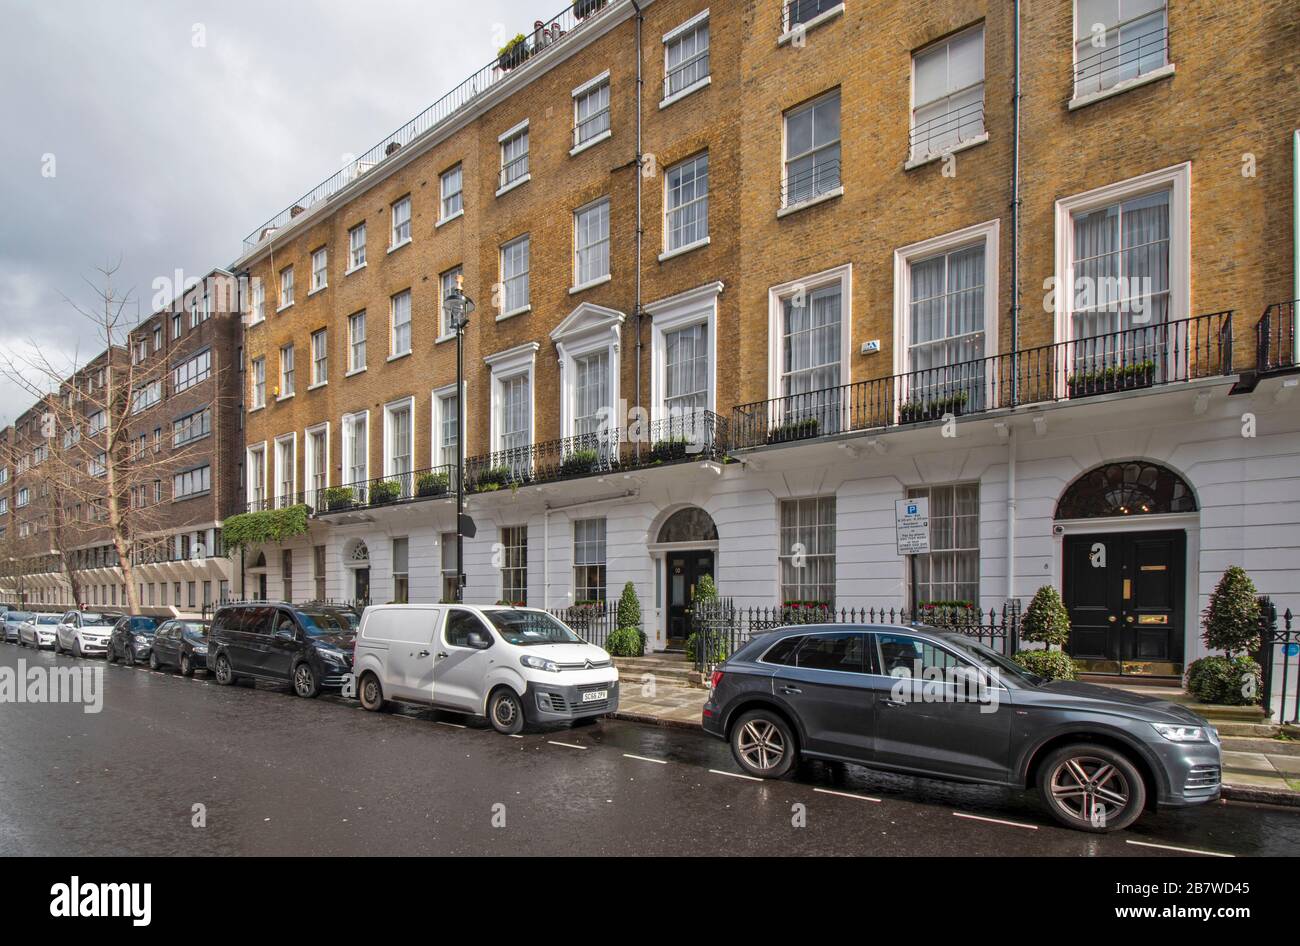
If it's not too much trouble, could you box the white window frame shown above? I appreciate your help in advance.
[572,517,608,604]
[484,342,539,453]
[273,433,296,507]
[780,89,843,213]
[310,329,328,387]
[497,120,531,196]
[390,195,412,250]
[662,152,710,258]
[311,246,327,293]
[347,222,367,273]
[278,265,294,311]
[572,197,611,292]
[173,464,212,501]
[390,289,412,358]
[431,383,464,469]
[251,356,266,409]
[892,220,1001,387]
[250,279,266,325]
[907,23,987,167]
[571,71,612,155]
[499,235,531,318]
[778,496,837,605]
[661,10,711,108]
[382,396,416,481]
[439,164,463,224]
[279,343,295,398]
[1052,164,1190,351]
[347,310,366,374]
[550,302,625,440]
[1070,0,1173,109]
[646,281,722,421]
[341,411,369,486]
[304,422,330,508]
[779,0,846,46]
[246,442,268,509]
[767,265,852,402]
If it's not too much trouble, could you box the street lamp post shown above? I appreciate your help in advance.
[443,275,475,603]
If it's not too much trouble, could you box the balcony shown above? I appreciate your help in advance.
[1256,300,1297,374]
[732,312,1234,449]
[240,0,618,253]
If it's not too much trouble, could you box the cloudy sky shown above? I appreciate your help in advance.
[0,0,539,425]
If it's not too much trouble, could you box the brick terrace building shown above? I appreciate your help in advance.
[231,0,1299,678]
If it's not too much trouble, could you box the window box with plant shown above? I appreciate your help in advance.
[497,35,532,71]
[560,448,600,477]
[321,486,356,512]
[369,480,401,506]
[471,466,512,493]
[648,437,689,463]
[900,391,968,424]
[767,417,820,443]
[416,471,450,498]
[1067,359,1156,399]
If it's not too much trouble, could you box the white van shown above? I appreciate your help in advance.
[352,604,620,734]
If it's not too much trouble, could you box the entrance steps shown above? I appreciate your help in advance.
[613,653,705,688]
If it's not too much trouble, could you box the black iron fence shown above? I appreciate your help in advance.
[547,601,632,651]
[689,599,1022,672]
[1259,599,1299,725]
[732,312,1234,448]
[1256,300,1297,374]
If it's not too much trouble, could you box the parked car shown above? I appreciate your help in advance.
[353,604,619,735]
[54,610,122,657]
[18,613,61,649]
[149,619,210,676]
[3,610,34,643]
[208,602,356,697]
[701,624,1222,833]
[105,616,159,666]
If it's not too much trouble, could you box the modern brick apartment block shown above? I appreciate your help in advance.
[231,0,1299,686]
[0,271,243,615]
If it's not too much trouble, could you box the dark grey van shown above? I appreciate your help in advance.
[208,602,356,698]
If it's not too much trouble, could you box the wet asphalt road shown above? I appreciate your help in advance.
[1,644,1298,857]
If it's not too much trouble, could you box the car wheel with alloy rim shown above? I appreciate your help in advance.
[293,662,320,698]
[729,709,798,779]
[213,654,235,686]
[180,653,193,677]
[149,651,160,671]
[1037,743,1146,833]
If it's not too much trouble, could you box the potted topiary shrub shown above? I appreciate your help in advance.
[321,486,355,512]
[560,448,599,477]
[1011,585,1076,680]
[369,480,400,506]
[497,34,531,71]
[1184,566,1263,705]
[416,471,449,498]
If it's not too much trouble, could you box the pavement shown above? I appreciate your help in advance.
[2,644,1299,856]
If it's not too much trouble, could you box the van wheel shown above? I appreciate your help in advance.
[488,688,525,735]
[1037,743,1146,833]
[72,640,83,659]
[180,654,194,677]
[730,709,798,779]
[293,662,320,698]
[213,654,235,686]
[358,672,385,712]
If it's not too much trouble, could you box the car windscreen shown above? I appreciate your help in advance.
[130,617,158,632]
[37,614,61,625]
[7,612,34,622]
[483,610,583,646]
[294,609,353,636]
[941,633,1042,685]
[182,622,209,638]
[82,613,120,626]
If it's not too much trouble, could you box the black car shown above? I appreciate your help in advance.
[106,616,160,666]
[702,624,1222,833]
[150,619,211,676]
[208,602,356,697]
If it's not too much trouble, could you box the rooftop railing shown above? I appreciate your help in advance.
[240,0,617,253]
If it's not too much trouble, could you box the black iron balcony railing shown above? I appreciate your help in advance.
[1073,23,1169,97]
[781,157,841,209]
[240,0,617,252]
[312,464,460,515]
[781,0,840,33]
[1256,300,1297,374]
[909,99,985,161]
[732,312,1234,449]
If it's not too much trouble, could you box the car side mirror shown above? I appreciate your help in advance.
[274,626,295,642]
[466,630,490,650]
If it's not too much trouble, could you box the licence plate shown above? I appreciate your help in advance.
[582,689,607,703]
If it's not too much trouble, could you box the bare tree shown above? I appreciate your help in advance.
[0,262,220,614]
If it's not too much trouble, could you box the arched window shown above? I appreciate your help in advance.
[1055,461,1196,520]
[657,507,719,543]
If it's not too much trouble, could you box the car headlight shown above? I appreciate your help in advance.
[133,635,148,644]
[316,648,347,665]
[520,655,560,674]
[1153,722,1207,742]
[193,644,208,654]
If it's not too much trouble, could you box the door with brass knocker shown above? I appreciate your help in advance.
[1063,530,1185,676]
[665,551,714,648]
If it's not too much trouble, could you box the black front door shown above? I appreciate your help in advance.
[354,567,370,604]
[666,551,714,647]
[1063,530,1185,676]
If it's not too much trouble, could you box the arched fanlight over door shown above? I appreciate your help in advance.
[657,507,719,543]
[1055,461,1197,520]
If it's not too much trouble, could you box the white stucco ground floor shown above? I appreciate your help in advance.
[237,373,1300,692]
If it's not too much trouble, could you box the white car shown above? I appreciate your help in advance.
[54,610,121,657]
[18,613,61,649]
[353,604,619,734]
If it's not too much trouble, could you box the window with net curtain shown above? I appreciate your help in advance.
[664,322,708,435]
[781,284,842,433]
[499,374,530,453]
[908,484,979,608]
[1074,0,1168,98]
[911,26,985,161]
[573,518,607,603]
[573,351,609,438]
[778,497,836,605]
[908,243,986,409]
[1070,189,1169,384]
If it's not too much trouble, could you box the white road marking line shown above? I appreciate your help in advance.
[1125,839,1234,858]
[708,768,762,782]
[435,720,466,729]
[548,740,588,750]
[623,753,669,765]
[952,811,1038,830]
[509,734,524,739]
[814,787,881,803]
